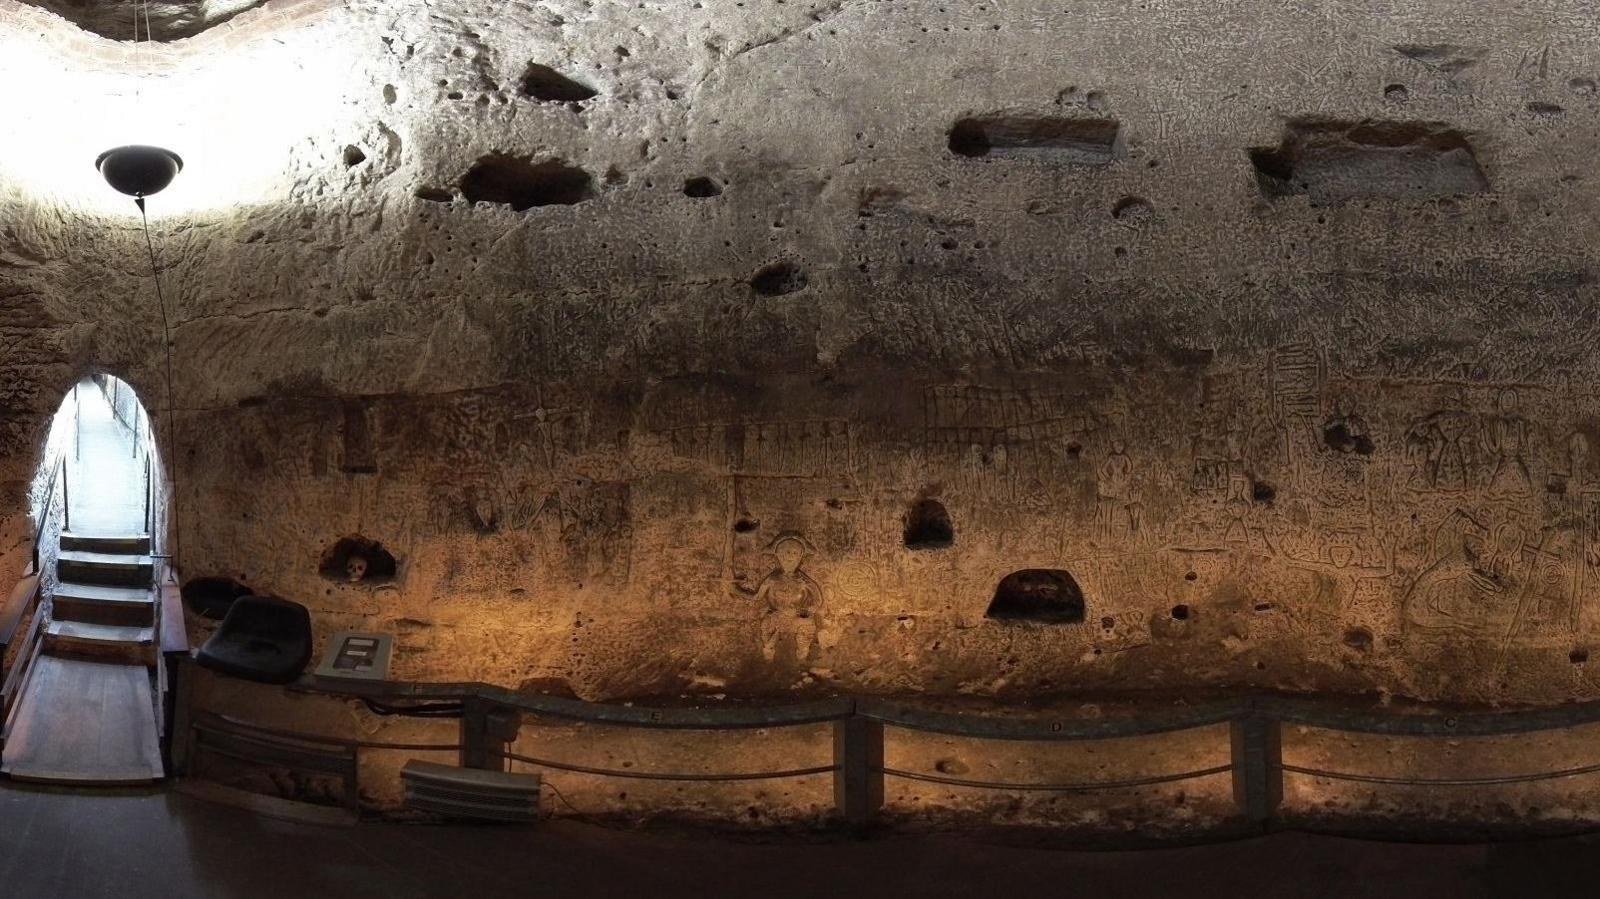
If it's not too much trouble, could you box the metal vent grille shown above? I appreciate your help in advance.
[401,760,541,822]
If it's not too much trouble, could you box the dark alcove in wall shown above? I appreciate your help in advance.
[318,535,398,584]
[180,576,255,619]
[986,569,1085,623]
[903,497,954,550]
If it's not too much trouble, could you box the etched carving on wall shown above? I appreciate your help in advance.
[755,533,826,664]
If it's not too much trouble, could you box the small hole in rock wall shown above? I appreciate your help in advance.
[1251,479,1276,503]
[181,576,253,619]
[415,186,454,203]
[1344,627,1374,652]
[733,517,759,533]
[1572,648,1590,665]
[985,569,1086,623]
[342,145,367,167]
[460,155,594,209]
[520,63,599,102]
[1170,604,1190,621]
[683,176,723,198]
[903,497,953,549]
[948,115,1120,163]
[750,261,808,296]
[1111,195,1153,224]
[318,535,398,584]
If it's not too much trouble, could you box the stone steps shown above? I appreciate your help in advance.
[59,532,151,556]
[57,549,153,589]
[44,620,157,666]
[53,582,156,628]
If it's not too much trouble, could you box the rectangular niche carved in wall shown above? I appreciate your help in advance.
[1248,119,1489,201]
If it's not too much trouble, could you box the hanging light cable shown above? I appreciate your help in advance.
[96,0,182,562]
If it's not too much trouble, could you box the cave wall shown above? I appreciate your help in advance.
[3,0,1600,704]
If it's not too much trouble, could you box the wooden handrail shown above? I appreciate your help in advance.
[0,614,45,722]
[0,574,39,650]
[0,571,43,722]
[279,671,1600,741]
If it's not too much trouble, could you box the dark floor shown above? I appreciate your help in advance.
[0,782,1597,898]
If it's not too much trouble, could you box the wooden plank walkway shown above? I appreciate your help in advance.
[2,655,163,784]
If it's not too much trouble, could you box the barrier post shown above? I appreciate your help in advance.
[1230,715,1282,824]
[834,717,884,828]
[461,698,516,771]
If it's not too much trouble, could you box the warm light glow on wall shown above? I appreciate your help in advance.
[0,19,357,215]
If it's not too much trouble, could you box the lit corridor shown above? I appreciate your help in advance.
[64,383,146,537]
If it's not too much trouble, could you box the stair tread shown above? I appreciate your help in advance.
[58,550,154,567]
[2,655,163,784]
[53,583,155,604]
[61,531,151,541]
[46,620,155,644]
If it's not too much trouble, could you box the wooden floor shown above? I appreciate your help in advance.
[2,655,163,784]
[5,779,1600,898]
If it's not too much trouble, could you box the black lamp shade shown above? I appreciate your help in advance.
[96,145,183,197]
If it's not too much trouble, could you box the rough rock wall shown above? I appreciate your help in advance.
[4,0,1600,705]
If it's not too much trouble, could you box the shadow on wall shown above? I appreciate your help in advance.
[318,535,397,584]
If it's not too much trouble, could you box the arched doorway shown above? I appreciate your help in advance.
[4,375,169,784]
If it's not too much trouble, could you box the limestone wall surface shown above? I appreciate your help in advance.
[3,0,1600,706]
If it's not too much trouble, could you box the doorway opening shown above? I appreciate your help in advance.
[4,374,170,785]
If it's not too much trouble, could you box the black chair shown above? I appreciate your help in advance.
[196,595,313,685]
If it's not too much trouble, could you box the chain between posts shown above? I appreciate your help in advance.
[206,672,1600,829]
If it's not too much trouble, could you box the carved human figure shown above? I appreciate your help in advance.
[1320,394,1372,506]
[1402,511,1503,636]
[1322,394,1371,454]
[1222,474,1253,548]
[467,486,498,533]
[1407,391,1476,490]
[1567,431,1591,491]
[1482,388,1533,495]
[963,443,985,489]
[755,534,824,663]
[1096,438,1135,540]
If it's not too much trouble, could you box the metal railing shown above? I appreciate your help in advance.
[170,666,1600,829]
[28,454,66,576]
